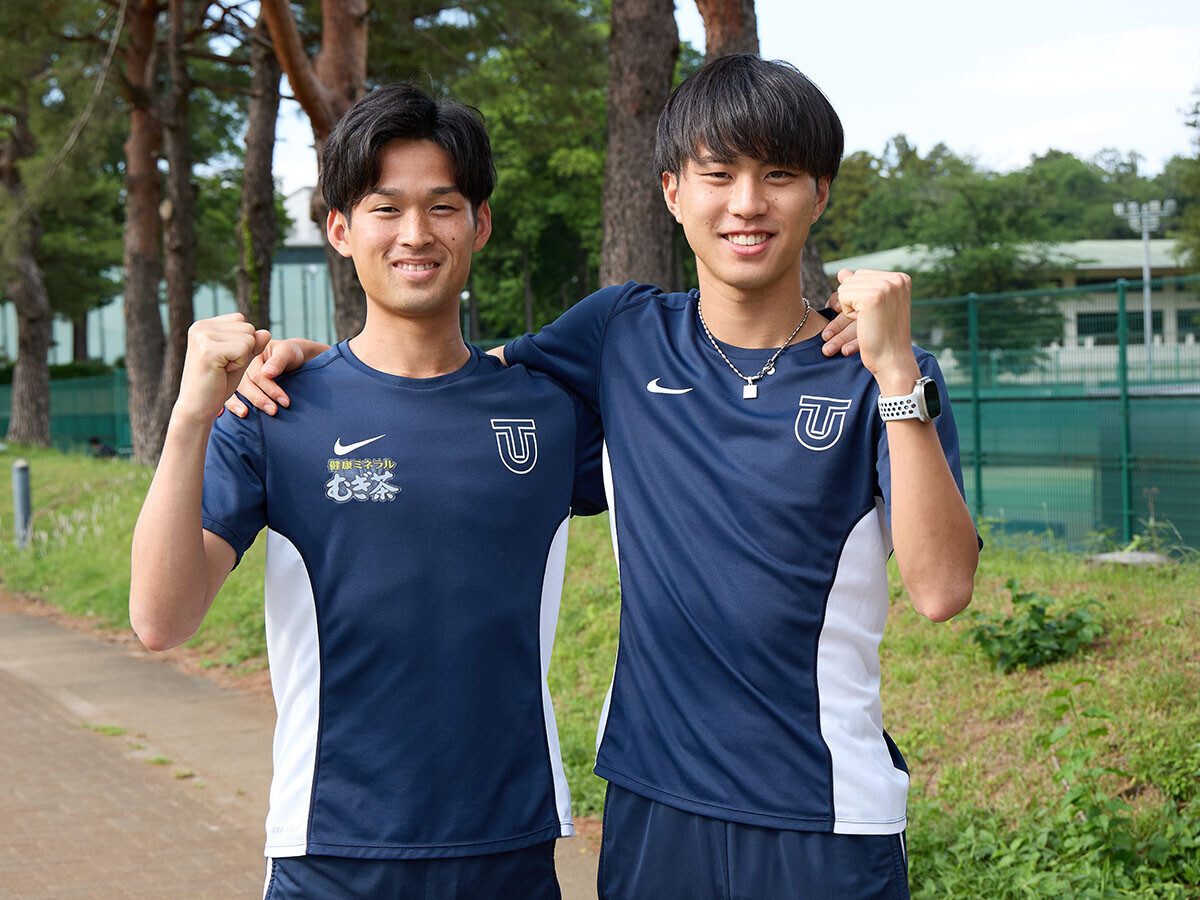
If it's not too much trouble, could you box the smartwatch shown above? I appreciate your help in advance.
[878,376,941,423]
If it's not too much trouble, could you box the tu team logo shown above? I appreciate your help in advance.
[491,419,538,474]
[794,395,853,451]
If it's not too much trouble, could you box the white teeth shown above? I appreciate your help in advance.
[397,263,437,271]
[726,234,768,246]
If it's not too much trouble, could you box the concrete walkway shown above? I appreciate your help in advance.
[0,597,599,899]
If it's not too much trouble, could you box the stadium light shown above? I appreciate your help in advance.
[1114,199,1176,376]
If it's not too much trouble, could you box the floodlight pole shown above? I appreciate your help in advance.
[1113,199,1176,379]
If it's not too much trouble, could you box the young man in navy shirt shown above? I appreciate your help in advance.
[234,56,979,899]
[500,56,979,899]
[130,84,603,899]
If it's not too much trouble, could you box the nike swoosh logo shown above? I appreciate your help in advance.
[334,434,386,456]
[647,378,693,395]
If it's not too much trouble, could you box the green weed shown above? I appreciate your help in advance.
[967,578,1104,672]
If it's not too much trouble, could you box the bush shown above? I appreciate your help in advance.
[0,358,114,384]
[968,578,1104,672]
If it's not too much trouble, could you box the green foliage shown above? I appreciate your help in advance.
[815,133,1188,303]
[967,578,1104,672]
[0,0,125,319]
[449,0,610,335]
[0,444,267,666]
[0,358,113,384]
[361,1,708,335]
[1122,516,1197,562]
[7,443,1200,878]
[1173,89,1200,273]
[910,680,1200,898]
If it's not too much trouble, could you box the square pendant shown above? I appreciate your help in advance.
[743,383,758,400]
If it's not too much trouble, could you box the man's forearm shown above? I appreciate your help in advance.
[129,416,233,650]
[886,418,979,622]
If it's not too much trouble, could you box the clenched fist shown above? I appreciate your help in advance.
[172,314,271,428]
[829,268,920,393]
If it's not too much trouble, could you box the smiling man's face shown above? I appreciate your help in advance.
[327,138,491,323]
[663,150,828,300]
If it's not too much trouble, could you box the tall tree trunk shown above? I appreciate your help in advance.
[693,0,835,305]
[694,0,758,58]
[4,251,52,446]
[236,12,282,329]
[153,0,200,455]
[600,0,678,288]
[261,0,367,339]
[802,239,834,309]
[121,0,166,464]
[73,314,88,361]
[0,92,52,446]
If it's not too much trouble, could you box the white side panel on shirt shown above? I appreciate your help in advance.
[262,529,322,857]
[817,499,909,834]
[538,515,575,836]
[595,440,619,754]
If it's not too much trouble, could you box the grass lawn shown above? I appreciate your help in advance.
[2,443,1197,895]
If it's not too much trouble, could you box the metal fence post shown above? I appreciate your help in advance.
[1116,279,1133,543]
[12,458,31,548]
[967,293,983,522]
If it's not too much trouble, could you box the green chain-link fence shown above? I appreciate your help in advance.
[2,274,1198,549]
[0,372,130,453]
[913,274,1200,550]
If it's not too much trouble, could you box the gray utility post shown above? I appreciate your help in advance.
[1113,199,1176,379]
[12,458,32,548]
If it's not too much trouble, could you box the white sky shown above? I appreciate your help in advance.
[273,0,1200,196]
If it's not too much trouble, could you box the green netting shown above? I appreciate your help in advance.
[2,275,1197,549]
[915,274,1200,550]
[0,372,130,453]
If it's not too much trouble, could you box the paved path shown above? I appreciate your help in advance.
[0,598,599,899]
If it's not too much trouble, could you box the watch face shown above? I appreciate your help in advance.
[921,379,942,419]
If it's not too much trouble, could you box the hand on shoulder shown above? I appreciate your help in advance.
[224,338,326,418]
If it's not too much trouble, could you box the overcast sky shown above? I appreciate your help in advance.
[272,0,1200,195]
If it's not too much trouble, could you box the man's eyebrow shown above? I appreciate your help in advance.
[366,186,463,198]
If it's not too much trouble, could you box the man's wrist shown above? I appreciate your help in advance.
[168,402,220,439]
[874,364,922,396]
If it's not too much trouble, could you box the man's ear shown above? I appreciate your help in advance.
[326,208,354,258]
[812,177,831,222]
[662,171,682,224]
[472,200,493,252]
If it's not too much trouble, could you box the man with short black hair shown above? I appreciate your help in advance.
[499,55,979,899]
[131,82,603,899]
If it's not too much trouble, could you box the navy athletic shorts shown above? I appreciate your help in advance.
[262,840,560,900]
[598,784,909,900]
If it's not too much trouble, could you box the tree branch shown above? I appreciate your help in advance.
[192,78,253,96]
[183,46,250,66]
[260,0,335,137]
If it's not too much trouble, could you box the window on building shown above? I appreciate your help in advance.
[1178,308,1200,342]
[1077,311,1163,345]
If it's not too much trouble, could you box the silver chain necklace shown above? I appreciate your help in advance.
[697,297,811,399]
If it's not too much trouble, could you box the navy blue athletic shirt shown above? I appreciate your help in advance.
[201,342,605,859]
[506,282,967,835]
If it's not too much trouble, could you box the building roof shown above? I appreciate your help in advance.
[824,239,1184,277]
